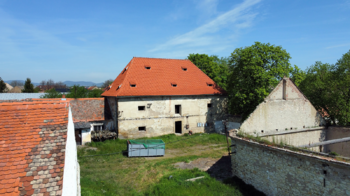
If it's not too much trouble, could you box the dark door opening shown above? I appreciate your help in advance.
[175,121,182,134]
[75,129,82,145]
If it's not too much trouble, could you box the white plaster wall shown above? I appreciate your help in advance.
[81,129,91,145]
[117,96,227,139]
[62,107,80,196]
[240,78,324,135]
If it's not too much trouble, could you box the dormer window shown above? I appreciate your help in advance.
[123,67,128,74]
[207,83,213,87]
[117,84,122,90]
[130,84,136,87]
[182,67,187,71]
[145,65,151,69]
[171,82,177,87]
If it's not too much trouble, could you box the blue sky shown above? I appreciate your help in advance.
[1,0,349,83]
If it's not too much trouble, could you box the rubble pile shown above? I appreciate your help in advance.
[91,130,117,141]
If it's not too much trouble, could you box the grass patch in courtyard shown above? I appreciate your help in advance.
[78,133,242,196]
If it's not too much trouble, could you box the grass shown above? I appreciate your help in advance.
[78,133,242,196]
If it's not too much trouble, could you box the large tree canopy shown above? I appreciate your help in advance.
[227,42,295,120]
[187,54,229,90]
[300,50,350,125]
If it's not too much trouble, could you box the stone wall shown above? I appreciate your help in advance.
[117,95,227,139]
[231,136,350,196]
[325,126,350,157]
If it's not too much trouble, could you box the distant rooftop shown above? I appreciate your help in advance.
[0,93,46,100]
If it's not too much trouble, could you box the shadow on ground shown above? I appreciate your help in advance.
[207,156,266,196]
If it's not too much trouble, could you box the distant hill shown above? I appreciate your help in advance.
[5,80,104,87]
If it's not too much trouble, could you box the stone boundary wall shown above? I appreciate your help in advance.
[326,126,350,157]
[230,136,350,196]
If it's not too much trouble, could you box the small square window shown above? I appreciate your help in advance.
[138,106,145,111]
[175,105,181,114]
[207,103,212,108]
[139,126,146,131]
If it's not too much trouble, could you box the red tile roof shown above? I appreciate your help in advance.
[102,57,226,97]
[0,100,69,195]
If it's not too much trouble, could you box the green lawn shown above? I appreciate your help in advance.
[78,133,243,196]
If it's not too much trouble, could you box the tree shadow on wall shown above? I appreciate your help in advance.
[207,155,266,196]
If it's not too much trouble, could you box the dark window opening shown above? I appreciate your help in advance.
[172,84,177,87]
[283,79,287,100]
[182,68,187,71]
[94,125,103,131]
[130,84,136,87]
[175,121,182,134]
[145,66,151,69]
[138,106,145,111]
[175,105,181,114]
[207,83,213,86]
[207,103,212,108]
[139,126,146,131]
[261,130,264,133]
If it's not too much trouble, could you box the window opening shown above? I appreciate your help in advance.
[175,121,182,134]
[145,66,151,69]
[138,106,145,111]
[172,84,177,87]
[207,83,213,87]
[175,105,181,114]
[139,126,146,131]
[94,125,103,131]
[207,103,212,108]
[130,84,136,87]
[182,67,187,71]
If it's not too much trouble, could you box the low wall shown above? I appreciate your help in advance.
[326,126,350,157]
[230,136,350,196]
[262,128,326,152]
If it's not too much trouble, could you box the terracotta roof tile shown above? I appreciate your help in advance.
[0,100,69,196]
[102,57,226,97]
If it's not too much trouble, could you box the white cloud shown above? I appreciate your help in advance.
[194,0,219,16]
[325,43,350,49]
[149,0,261,56]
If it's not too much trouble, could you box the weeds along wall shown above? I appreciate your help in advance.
[230,136,350,196]
[325,126,350,157]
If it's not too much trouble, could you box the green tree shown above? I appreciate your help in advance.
[22,78,35,93]
[101,79,114,88]
[41,88,63,98]
[227,42,292,120]
[290,65,306,86]
[0,77,6,93]
[187,54,228,90]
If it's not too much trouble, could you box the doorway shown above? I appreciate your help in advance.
[175,121,182,134]
[75,129,82,145]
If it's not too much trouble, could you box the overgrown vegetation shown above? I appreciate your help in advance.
[78,133,246,196]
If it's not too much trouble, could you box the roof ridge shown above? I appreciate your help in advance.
[133,56,190,61]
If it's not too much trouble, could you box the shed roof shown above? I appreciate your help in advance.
[0,100,69,195]
[102,57,226,97]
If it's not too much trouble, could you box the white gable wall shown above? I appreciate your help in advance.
[240,78,325,135]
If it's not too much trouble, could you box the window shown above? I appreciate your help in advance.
[94,125,103,131]
[145,66,151,69]
[138,106,145,111]
[175,105,181,114]
[207,103,212,108]
[130,84,136,87]
[182,67,187,71]
[139,126,146,131]
[207,83,213,87]
[172,83,177,87]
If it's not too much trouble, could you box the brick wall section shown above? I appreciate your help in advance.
[231,136,350,196]
[326,126,350,157]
